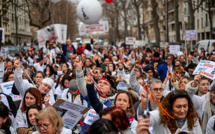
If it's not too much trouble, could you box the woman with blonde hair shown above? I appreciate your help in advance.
[32,107,71,134]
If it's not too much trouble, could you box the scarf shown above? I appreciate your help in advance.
[202,92,214,133]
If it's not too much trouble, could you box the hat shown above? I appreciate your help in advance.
[41,78,54,88]
[153,52,160,57]
[69,79,79,91]
[143,65,153,72]
[99,74,115,88]
[210,84,215,92]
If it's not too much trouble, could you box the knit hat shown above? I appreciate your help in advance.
[99,74,115,88]
[153,52,160,57]
[41,78,54,88]
[143,65,153,72]
[69,79,79,91]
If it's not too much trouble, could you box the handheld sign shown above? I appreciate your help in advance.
[193,60,215,80]
[53,99,89,129]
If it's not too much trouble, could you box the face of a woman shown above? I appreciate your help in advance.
[35,73,44,85]
[98,80,111,95]
[0,117,7,128]
[25,93,36,107]
[166,56,173,65]
[64,80,70,88]
[59,75,64,83]
[37,118,55,134]
[199,79,209,95]
[85,59,91,67]
[210,91,215,104]
[28,109,39,126]
[8,74,14,81]
[179,78,189,90]
[172,98,188,118]
[174,71,182,81]
[62,64,68,71]
[115,93,130,111]
[108,64,114,72]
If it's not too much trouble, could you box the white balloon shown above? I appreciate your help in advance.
[76,0,103,24]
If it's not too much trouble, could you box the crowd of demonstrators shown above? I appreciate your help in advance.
[1,37,215,134]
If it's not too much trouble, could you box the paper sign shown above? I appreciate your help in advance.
[0,81,22,101]
[0,62,4,83]
[78,21,109,35]
[37,24,67,48]
[126,37,136,45]
[84,109,99,125]
[53,99,89,129]
[169,45,180,55]
[186,30,197,41]
[193,60,215,80]
[0,28,5,42]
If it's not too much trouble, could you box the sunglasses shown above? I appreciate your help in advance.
[152,88,163,92]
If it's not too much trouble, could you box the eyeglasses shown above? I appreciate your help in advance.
[98,81,110,86]
[167,58,172,60]
[152,88,163,92]
[36,124,50,130]
[94,71,98,74]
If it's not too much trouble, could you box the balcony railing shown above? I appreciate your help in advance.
[3,17,9,21]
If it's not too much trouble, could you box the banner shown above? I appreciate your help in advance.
[126,37,136,45]
[78,21,109,35]
[186,30,197,41]
[193,60,215,80]
[0,81,22,101]
[84,109,99,125]
[169,45,180,55]
[53,99,89,129]
[37,24,67,48]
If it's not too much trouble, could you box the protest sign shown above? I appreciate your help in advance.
[84,109,99,125]
[169,45,180,55]
[0,81,22,101]
[0,62,4,84]
[78,21,109,35]
[53,99,89,129]
[37,24,67,48]
[126,37,136,45]
[186,30,197,41]
[193,60,215,80]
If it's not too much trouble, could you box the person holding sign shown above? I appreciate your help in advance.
[32,107,72,134]
[185,74,215,133]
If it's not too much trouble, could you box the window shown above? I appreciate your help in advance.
[202,17,203,28]
[206,14,208,27]
[197,19,199,29]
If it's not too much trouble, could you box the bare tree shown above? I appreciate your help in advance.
[131,0,142,40]
[151,0,160,45]
[24,0,51,29]
[0,0,12,27]
[174,0,180,43]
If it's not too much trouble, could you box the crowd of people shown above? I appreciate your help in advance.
[0,37,215,134]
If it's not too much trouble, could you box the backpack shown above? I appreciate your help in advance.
[0,93,18,117]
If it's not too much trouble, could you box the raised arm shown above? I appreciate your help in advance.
[74,56,87,97]
[14,60,34,96]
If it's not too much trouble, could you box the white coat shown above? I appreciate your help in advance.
[32,127,72,134]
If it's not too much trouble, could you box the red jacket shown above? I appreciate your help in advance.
[77,46,85,55]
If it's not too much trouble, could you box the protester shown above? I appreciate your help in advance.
[33,107,72,134]
[26,104,42,133]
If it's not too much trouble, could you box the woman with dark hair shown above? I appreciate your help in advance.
[99,107,134,134]
[137,89,201,134]
[55,75,71,99]
[108,63,116,76]
[84,43,93,58]
[57,63,72,76]
[15,88,43,134]
[84,118,119,134]
[0,102,15,134]
[44,65,57,81]
[26,104,42,133]
[53,74,64,99]
[33,71,45,86]
[2,71,14,82]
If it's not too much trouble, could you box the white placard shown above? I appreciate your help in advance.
[0,81,22,101]
[0,62,4,83]
[126,37,136,45]
[78,21,109,35]
[193,60,215,80]
[37,24,67,48]
[84,109,99,125]
[186,30,197,41]
[169,45,180,55]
